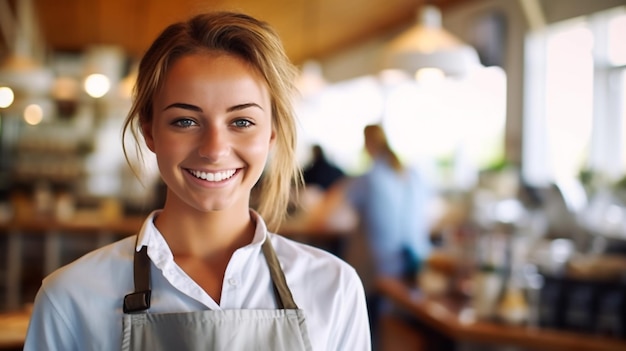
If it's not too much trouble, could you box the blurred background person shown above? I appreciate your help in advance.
[310,124,434,349]
[290,144,350,257]
[302,144,346,191]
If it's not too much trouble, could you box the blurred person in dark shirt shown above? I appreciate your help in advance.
[302,144,345,190]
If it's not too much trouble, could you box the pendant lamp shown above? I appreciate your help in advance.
[295,60,327,97]
[0,0,53,100]
[382,5,481,78]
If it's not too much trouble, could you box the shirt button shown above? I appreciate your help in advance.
[228,278,238,286]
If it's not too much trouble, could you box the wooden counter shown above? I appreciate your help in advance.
[0,214,145,236]
[376,277,626,351]
[278,214,353,257]
[0,309,30,351]
[1,214,145,311]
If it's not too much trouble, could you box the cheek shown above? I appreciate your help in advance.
[152,132,188,162]
[245,131,274,159]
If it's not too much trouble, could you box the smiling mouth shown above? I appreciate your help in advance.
[187,169,237,182]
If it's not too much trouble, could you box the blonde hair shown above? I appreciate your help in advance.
[122,11,301,231]
[364,124,404,173]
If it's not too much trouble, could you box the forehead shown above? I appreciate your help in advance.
[155,52,271,104]
[165,52,264,85]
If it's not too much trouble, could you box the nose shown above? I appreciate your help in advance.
[198,125,230,161]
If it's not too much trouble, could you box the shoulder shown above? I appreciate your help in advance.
[268,234,371,349]
[26,236,137,350]
[268,233,362,291]
[269,233,348,266]
[44,235,135,284]
[38,235,136,309]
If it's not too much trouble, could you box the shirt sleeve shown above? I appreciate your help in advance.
[344,175,368,211]
[23,288,79,351]
[328,267,372,351]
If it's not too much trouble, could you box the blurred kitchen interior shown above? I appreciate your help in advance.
[1,0,626,350]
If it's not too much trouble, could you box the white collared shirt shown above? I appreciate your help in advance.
[24,211,371,350]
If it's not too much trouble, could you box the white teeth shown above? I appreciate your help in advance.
[189,169,236,182]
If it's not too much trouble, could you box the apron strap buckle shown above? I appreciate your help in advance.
[123,290,151,313]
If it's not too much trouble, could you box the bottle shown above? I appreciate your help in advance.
[497,280,529,325]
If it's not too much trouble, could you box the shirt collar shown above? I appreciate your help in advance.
[134,209,269,252]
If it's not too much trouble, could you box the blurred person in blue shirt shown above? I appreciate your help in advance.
[309,124,433,349]
[346,124,432,279]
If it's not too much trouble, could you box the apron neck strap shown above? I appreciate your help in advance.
[123,238,151,313]
[122,235,298,313]
[262,238,299,310]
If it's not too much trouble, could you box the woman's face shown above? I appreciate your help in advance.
[143,52,274,214]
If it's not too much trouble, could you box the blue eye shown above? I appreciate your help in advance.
[173,118,196,128]
[233,119,253,128]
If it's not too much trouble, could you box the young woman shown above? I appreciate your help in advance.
[24,11,371,351]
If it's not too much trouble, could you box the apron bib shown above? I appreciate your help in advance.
[121,239,313,351]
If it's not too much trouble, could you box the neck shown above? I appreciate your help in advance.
[154,202,255,259]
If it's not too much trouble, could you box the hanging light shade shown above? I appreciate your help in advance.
[0,0,53,99]
[382,5,481,77]
[295,60,327,97]
[0,54,53,97]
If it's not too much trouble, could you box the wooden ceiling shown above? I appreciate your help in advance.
[14,0,472,65]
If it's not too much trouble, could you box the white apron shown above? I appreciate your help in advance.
[120,238,313,351]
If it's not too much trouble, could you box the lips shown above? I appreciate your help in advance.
[187,169,237,182]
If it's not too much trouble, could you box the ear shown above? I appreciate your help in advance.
[141,119,156,153]
[269,127,277,149]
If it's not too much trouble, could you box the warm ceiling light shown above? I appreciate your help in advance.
[383,5,481,77]
[23,103,43,125]
[0,87,15,108]
[415,67,445,83]
[84,73,111,98]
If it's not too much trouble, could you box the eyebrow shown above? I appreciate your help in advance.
[163,102,264,112]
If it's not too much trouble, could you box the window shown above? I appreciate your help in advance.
[523,6,626,186]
